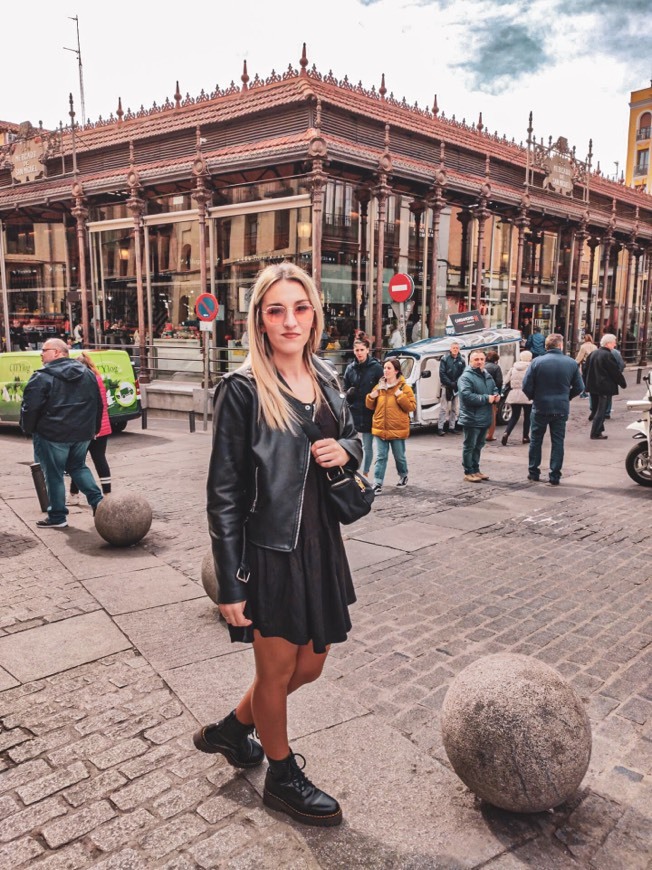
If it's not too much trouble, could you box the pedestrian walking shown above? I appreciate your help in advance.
[198,263,362,827]
[501,350,533,446]
[484,349,504,441]
[584,334,627,440]
[525,326,546,357]
[342,337,383,476]
[437,341,465,436]
[521,333,584,485]
[366,357,416,494]
[19,338,104,528]
[457,349,500,482]
[575,332,597,399]
[68,352,112,505]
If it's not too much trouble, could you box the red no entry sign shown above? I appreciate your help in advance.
[388,273,414,303]
[195,293,219,322]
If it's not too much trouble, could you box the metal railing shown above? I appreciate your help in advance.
[636,127,651,141]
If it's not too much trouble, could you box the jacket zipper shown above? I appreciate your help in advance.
[250,466,259,513]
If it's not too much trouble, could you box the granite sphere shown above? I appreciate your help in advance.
[94,493,152,547]
[441,653,592,813]
[201,549,219,604]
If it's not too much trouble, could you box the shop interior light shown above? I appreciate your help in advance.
[297,221,312,239]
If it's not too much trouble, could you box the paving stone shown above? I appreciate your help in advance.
[63,769,128,808]
[31,842,92,869]
[142,716,193,745]
[90,739,149,771]
[0,796,18,822]
[138,813,207,859]
[0,796,67,843]
[41,800,116,849]
[92,849,150,870]
[0,835,44,869]
[7,728,76,764]
[110,770,175,811]
[152,776,213,818]
[16,761,89,805]
[48,733,112,767]
[0,758,52,794]
[83,565,203,616]
[189,823,252,867]
[0,613,131,682]
[89,807,157,852]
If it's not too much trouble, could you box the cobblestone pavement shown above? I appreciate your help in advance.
[0,388,651,869]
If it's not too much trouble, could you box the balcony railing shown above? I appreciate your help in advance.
[634,164,649,177]
[636,126,651,141]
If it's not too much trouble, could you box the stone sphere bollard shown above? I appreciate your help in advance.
[94,493,152,547]
[441,653,592,813]
[201,549,225,620]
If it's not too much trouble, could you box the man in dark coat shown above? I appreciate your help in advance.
[457,349,500,482]
[522,333,584,485]
[584,334,627,440]
[525,326,546,357]
[437,341,466,435]
[20,339,104,528]
[342,337,383,476]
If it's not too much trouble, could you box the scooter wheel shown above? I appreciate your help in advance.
[625,441,652,487]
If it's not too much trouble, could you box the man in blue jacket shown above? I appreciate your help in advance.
[525,326,546,357]
[522,333,584,486]
[457,349,500,482]
[20,339,104,528]
[437,341,465,435]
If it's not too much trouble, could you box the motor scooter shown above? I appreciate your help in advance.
[625,372,652,486]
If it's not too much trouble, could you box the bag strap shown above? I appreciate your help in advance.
[299,417,323,444]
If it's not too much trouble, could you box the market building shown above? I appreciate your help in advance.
[1,46,652,389]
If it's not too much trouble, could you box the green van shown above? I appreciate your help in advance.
[0,349,142,433]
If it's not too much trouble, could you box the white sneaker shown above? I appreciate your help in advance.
[66,494,81,506]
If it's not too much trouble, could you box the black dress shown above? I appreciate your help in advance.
[227,395,356,654]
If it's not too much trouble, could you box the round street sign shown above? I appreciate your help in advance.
[388,273,414,303]
[195,293,219,322]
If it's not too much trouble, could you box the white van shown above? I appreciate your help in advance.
[386,327,522,428]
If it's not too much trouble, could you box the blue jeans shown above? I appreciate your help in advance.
[462,427,488,474]
[34,434,103,523]
[373,437,408,486]
[360,432,374,476]
[528,411,567,482]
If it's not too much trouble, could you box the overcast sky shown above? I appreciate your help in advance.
[2,0,648,179]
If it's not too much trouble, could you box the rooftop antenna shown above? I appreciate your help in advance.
[64,15,86,125]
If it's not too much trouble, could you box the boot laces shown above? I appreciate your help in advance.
[288,752,314,790]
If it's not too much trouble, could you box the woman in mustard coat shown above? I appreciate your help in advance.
[365,357,416,494]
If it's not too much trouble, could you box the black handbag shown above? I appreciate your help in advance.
[299,418,375,525]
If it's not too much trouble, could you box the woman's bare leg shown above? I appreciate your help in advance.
[234,635,329,757]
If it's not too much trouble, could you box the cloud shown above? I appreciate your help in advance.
[455,18,550,94]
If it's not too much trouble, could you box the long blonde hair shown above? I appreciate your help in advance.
[245,262,325,430]
[78,351,100,376]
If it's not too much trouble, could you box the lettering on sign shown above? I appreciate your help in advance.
[10,138,46,184]
[543,155,574,197]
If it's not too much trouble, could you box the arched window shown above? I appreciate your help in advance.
[180,244,192,271]
[637,112,651,141]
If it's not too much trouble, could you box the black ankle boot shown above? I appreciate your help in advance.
[263,751,342,826]
[193,710,263,768]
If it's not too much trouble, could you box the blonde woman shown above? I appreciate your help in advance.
[196,263,362,827]
[68,351,112,504]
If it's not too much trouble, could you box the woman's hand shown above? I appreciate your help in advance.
[311,438,349,468]
[369,389,379,399]
[218,601,252,627]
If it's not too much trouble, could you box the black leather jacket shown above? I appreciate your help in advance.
[206,358,362,604]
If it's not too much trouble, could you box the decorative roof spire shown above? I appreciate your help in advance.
[241,60,249,92]
[432,94,439,117]
[175,81,182,109]
[300,43,308,76]
[380,73,387,100]
[116,97,124,122]
[477,111,483,133]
